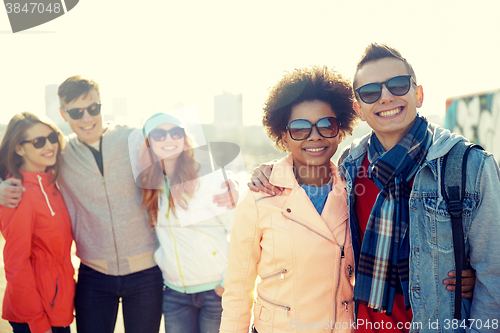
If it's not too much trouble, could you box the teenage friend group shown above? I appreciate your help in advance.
[0,43,499,333]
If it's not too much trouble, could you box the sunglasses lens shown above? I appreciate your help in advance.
[68,108,84,120]
[48,132,59,144]
[31,137,46,149]
[387,76,411,96]
[88,103,101,116]
[170,127,185,140]
[150,129,167,142]
[358,83,382,104]
[287,119,312,140]
[317,117,339,138]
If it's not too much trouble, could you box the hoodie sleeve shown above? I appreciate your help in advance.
[220,191,262,333]
[468,153,500,331]
[0,193,52,333]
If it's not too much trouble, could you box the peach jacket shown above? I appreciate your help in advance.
[221,155,355,333]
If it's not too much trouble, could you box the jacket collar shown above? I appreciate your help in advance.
[269,155,348,243]
[343,122,467,164]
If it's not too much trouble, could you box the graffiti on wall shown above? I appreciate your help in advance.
[444,90,500,160]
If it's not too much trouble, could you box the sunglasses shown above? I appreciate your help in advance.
[355,75,415,104]
[286,116,340,141]
[61,103,102,120]
[149,127,185,141]
[20,131,59,149]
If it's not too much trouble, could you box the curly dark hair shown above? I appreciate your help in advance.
[262,66,357,151]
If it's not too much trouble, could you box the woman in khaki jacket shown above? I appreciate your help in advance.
[220,66,358,333]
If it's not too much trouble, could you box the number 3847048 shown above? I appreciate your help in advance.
[5,3,61,14]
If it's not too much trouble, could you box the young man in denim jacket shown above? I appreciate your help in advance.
[338,43,500,332]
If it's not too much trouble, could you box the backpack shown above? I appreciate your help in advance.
[441,142,483,320]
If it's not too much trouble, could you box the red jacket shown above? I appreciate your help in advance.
[0,171,75,333]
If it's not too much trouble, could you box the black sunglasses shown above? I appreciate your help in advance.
[20,131,59,149]
[149,127,185,142]
[61,103,102,120]
[286,116,340,141]
[355,75,416,104]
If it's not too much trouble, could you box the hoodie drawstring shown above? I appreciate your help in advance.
[37,175,55,216]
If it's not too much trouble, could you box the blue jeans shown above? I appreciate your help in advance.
[162,286,222,333]
[9,322,70,333]
[74,264,163,333]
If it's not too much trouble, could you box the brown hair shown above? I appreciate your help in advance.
[262,66,357,151]
[139,134,200,228]
[0,112,65,183]
[353,43,417,90]
[58,75,100,108]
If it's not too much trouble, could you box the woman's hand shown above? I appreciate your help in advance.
[213,180,239,209]
[214,285,225,297]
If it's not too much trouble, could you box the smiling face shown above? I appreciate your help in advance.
[353,57,423,149]
[282,100,343,185]
[149,123,186,162]
[16,123,59,173]
[59,88,103,145]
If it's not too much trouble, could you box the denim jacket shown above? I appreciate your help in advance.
[339,123,500,333]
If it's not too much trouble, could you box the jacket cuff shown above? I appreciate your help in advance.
[29,315,52,333]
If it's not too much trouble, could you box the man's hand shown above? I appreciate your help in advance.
[443,267,475,299]
[0,177,25,208]
[214,284,225,297]
[248,162,282,195]
[213,180,239,209]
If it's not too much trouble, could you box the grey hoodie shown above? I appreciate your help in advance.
[59,123,158,276]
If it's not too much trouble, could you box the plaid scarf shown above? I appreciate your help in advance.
[353,116,432,314]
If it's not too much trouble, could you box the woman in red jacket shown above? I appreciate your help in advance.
[0,112,75,333]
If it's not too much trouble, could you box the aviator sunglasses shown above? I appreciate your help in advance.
[355,75,416,104]
[149,127,185,141]
[286,116,340,141]
[61,103,102,120]
[20,131,59,149]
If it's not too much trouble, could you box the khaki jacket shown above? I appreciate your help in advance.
[221,155,355,333]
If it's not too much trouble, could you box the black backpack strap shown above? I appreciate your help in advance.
[441,142,483,320]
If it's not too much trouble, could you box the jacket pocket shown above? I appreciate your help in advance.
[423,196,474,251]
[50,278,59,307]
[258,293,291,317]
[260,268,288,281]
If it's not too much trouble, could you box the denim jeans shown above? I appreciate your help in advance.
[162,286,223,333]
[74,264,163,333]
[9,322,70,333]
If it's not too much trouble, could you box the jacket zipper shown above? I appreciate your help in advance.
[282,212,348,324]
[163,194,187,292]
[260,268,288,281]
[341,298,354,312]
[50,278,59,307]
[333,223,349,324]
[258,293,291,317]
[102,177,120,273]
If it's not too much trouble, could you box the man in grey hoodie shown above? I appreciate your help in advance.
[0,75,236,333]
